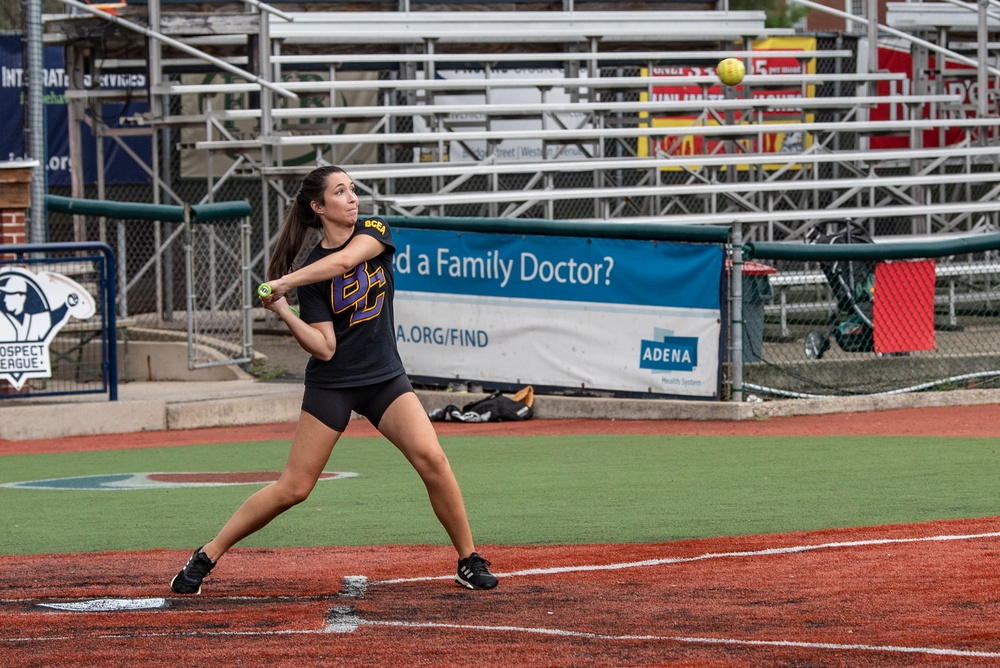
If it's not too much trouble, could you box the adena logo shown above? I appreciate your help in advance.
[639,332,698,372]
[0,268,96,390]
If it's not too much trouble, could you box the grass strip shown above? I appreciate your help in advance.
[1,434,997,555]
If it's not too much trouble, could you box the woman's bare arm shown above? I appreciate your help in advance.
[263,296,337,361]
[264,235,385,300]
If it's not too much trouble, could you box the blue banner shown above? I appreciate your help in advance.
[392,227,724,397]
[393,228,722,309]
[0,35,151,185]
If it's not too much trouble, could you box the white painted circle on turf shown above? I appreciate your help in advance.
[37,597,168,612]
[2,471,359,491]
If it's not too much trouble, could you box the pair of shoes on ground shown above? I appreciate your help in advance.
[170,547,498,594]
[446,381,484,393]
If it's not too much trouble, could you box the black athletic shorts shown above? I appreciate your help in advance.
[301,374,413,432]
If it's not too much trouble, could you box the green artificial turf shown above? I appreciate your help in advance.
[1,434,998,555]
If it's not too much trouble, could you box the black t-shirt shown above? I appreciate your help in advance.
[297,217,404,388]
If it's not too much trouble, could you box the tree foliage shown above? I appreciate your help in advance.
[729,0,811,29]
[2,1,65,32]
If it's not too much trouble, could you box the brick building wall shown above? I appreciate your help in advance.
[805,0,887,34]
[0,163,33,257]
[1,210,26,246]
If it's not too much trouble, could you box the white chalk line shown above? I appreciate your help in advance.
[6,620,1000,661]
[374,530,1000,585]
[356,620,1000,659]
[0,593,341,606]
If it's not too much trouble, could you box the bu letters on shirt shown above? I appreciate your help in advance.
[332,263,387,326]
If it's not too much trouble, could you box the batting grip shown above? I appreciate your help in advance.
[257,282,299,317]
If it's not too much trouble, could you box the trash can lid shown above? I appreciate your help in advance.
[725,259,778,275]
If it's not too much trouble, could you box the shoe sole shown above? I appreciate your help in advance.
[455,576,498,590]
[170,573,201,595]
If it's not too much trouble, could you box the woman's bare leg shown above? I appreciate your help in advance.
[201,411,340,562]
[375,392,477,559]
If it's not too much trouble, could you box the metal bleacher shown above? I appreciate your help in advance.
[32,1,1000,401]
[43,2,1000,246]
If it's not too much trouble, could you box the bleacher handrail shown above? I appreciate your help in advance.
[384,214,731,243]
[156,72,908,96]
[160,94,961,125]
[379,170,1000,208]
[790,0,1000,76]
[257,144,1000,179]
[269,49,854,66]
[195,116,1000,150]
[746,232,1000,261]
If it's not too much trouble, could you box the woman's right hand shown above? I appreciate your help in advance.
[262,294,295,319]
[261,277,289,302]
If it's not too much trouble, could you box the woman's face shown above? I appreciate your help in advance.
[311,172,359,228]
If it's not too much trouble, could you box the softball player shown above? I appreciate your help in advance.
[171,165,497,594]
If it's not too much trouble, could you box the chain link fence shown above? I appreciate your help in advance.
[46,186,256,372]
[739,219,1000,398]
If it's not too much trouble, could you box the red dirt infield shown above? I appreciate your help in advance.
[4,519,1000,667]
[3,405,1000,666]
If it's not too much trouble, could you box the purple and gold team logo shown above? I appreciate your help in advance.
[0,267,97,390]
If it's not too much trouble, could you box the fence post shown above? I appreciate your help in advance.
[242,213,254,362]
[104,245,119,401]
[184,204,195,370]
[730,222,744,403]
[116,218,128,319]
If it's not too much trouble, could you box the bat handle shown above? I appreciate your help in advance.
[258,282,298,317]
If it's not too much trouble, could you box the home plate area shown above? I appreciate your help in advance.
[5,524,1000,666]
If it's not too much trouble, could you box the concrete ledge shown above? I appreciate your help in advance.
[527,394,753,421]
[751,387,1000,418]
[167,393,304,430]
[3,381,1000,441]
[416,389,754,421]
[123,341,253,382]
[0,400,167,440]
[0,380,304,440]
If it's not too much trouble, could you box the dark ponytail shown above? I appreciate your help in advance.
[266,165,347,281]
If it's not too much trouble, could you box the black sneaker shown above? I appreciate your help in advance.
[456,552,498,590]
[170,547,215,595]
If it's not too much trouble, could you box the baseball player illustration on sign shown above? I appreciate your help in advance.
[0,268,97,390]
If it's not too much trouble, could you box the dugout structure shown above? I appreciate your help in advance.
[45,195,255,382]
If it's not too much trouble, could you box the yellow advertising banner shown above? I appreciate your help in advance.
[639,36,817,170]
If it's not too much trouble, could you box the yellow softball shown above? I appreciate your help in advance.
[717,58,746,87]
